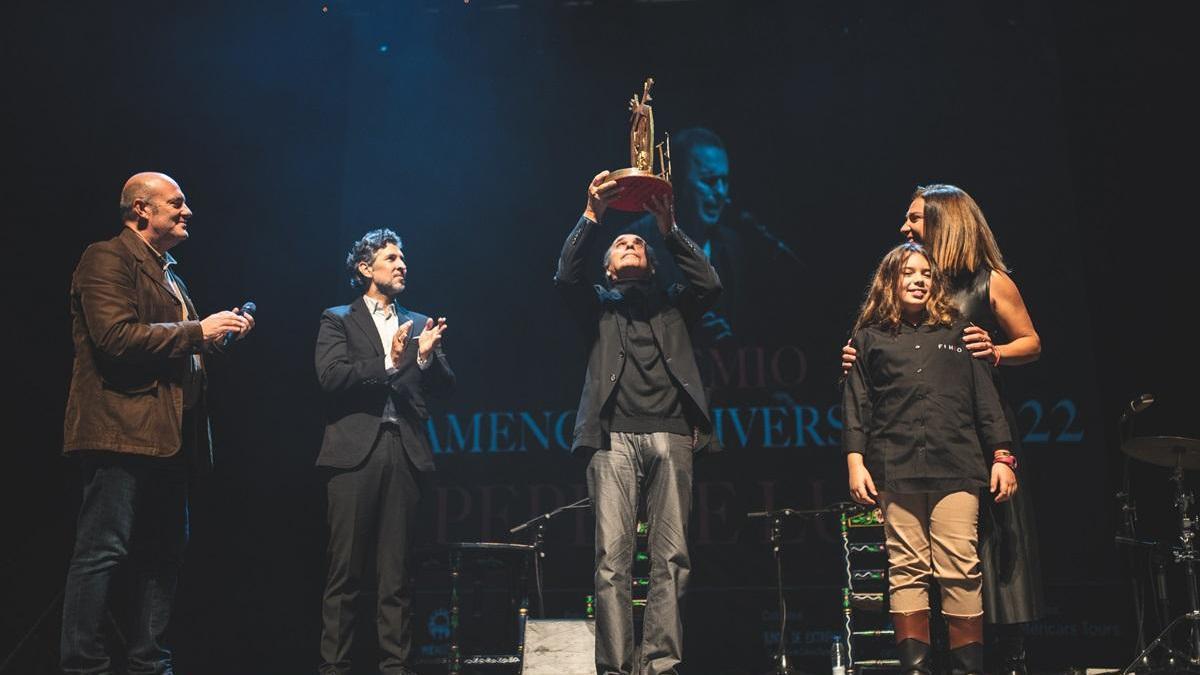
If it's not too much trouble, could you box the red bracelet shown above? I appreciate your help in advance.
[993,454,1017,470]
[991,348,1002,367]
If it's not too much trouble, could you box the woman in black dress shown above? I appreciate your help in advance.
[844,184,1043,675]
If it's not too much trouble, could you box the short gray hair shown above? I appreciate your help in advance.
[602,235,658,286]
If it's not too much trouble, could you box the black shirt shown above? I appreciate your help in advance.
[842,319,1011,493]
[607,280,690,435]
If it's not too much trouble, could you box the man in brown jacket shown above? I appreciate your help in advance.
[60,172,253,675]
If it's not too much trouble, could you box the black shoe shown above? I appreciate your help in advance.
[896,638,932,675]
[948,642,984,675]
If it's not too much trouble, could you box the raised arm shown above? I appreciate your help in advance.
[416,316,455,398]
[647,194,722,318]
[555,171,625,325]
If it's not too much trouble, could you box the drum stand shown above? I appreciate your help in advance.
[1123,462,1200,673]
[1116,452,1170,661]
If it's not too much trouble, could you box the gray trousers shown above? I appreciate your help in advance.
[587,432,693,675]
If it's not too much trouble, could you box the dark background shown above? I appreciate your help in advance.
[2,1,1194,673]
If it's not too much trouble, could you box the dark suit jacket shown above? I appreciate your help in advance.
[314,297,454,470]
[63,228,212,467]
[555,216,722,455]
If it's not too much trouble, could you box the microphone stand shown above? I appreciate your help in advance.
[731,209,806,271]
[1117,404,1151,659]
[747,505,848,675]
[509,497,591,618]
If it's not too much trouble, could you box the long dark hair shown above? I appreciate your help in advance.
[851,242,958,335]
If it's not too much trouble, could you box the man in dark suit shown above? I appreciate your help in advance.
[61,171,253,675]
[556,172,721,675]
[315,228,453,675]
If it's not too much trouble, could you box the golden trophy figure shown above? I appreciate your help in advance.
[607,77,673,212]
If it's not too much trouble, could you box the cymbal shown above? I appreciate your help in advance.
[440,541,536,552]
[1122,436,1200,470]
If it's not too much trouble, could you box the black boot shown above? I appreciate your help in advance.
[893,610,932,675]
[999,631,1028,675]
[896,638,933,675]
[946,614,985,675]
[948,642,984,675]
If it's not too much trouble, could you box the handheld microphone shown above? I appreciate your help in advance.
[223,301,256,348]
[1119,393,1155,424]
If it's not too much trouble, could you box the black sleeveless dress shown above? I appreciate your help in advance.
[950,267,1045,625]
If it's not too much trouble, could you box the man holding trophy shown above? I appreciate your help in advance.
[554,79,722,675]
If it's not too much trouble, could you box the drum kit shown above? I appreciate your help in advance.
[1119,410,1200,672]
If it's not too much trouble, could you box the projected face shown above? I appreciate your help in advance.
[681,144,730,230]
[360,242,407,296]
[143,178,192,250]
[901,196,925,243]
[897,251,932,315]
[606,234,651,281]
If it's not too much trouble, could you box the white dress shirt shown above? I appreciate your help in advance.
[363,295,430,371]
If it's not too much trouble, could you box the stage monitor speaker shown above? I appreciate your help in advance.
[521,619,595,675]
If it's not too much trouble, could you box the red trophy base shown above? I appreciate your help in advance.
[607,168,672,212]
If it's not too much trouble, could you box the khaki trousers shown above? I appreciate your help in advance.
[881,490,983,617]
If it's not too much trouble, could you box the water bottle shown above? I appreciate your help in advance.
[831,634,848,675]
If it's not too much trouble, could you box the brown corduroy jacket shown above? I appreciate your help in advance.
[62,228,212,468]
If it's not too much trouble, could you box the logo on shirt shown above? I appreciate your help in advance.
[936,343,965,353]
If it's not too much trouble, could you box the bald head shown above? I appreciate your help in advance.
[120,172,193,251]
[120,172,177,223]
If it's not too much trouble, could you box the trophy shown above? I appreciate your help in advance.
[607,77,673,212]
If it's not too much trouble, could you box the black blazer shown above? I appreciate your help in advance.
[314,297,454,470]
[554,216,722,455]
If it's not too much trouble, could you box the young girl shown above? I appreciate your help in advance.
[843,184,1044,674]
[842,242,1017,675]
